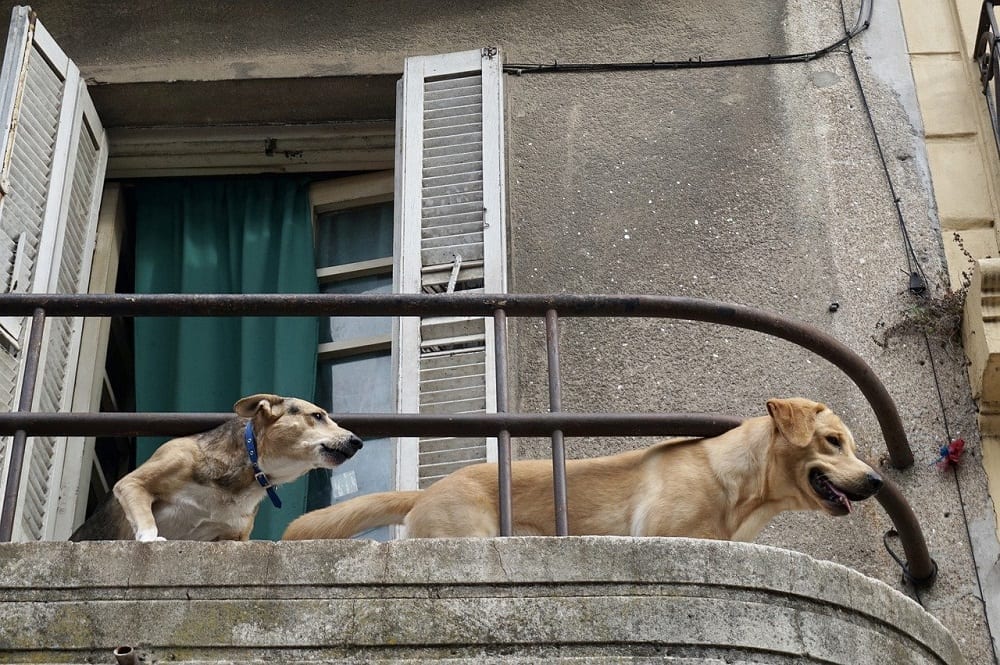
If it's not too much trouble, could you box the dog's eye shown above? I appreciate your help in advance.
[825,435,842,449]
[313,412,325,422]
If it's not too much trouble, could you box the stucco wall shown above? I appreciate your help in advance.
[0,538,965,664]
[9,1,788,84]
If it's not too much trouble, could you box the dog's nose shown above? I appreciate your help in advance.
[866,471,883,492]
[348,435,363,451]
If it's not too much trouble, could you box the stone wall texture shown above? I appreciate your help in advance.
[0,537,964,664]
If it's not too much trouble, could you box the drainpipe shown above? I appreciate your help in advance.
[113,646,137,665]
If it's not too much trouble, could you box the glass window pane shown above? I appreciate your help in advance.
[317,351,393,414]
[320,274,392,344]
[314,351,394,541]
[315,201,393,266]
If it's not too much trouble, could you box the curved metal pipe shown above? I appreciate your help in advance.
[876,477,937,587]
[0,293,913,467]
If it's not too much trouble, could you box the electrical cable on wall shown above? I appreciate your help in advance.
[504,0,872,75]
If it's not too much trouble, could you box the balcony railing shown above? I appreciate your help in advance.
[0,292,936,587]
[977,0,1000,156]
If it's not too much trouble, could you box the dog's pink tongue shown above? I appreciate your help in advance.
[828,482,852,513]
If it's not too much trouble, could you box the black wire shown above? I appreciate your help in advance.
[837,0,928,294]
[922,333,954,441]
[924,328,999,665]
[883,529,926,606]
[503,2,871,75]
[839,0,936,598]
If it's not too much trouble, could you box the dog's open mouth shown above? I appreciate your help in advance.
[321,445,351,465]
[808,469,854,515]
[321,437,363,466]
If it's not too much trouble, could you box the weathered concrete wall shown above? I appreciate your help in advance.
[7,1,790,83]
[0,538,964,664]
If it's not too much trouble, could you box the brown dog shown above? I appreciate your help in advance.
[282,398,881,541]
[71,394,363,541]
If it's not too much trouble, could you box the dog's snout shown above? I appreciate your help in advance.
[866,471,883,492]
[348,435,363,451]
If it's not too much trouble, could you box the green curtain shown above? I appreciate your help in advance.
[132,175,319,540]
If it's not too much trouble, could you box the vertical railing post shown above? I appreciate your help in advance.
[0,308,46,542]
[493,308,513,536]
[545,309,569,536]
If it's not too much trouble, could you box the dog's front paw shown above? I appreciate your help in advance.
[135,529,165,542]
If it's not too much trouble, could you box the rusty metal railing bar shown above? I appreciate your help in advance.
[545,309,569,536]
[0,411,746,438]
[0,293,915,469]
[493,308,513,537]
[0,308,45,541]
[0,408,936,583]
[877,478,935,586]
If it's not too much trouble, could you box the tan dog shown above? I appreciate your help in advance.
[283,398,881,541]
[71,394,363,542]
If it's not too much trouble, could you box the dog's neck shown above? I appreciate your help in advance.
[703,416,804,541]
[250,426,319,488]
[244,421,283,508]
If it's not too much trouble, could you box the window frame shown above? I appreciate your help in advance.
[310,170,396,363]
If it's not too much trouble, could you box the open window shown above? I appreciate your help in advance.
[308,171,396,538]
[0,4,507,542]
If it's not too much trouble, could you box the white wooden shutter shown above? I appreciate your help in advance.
[0,7,109,540]
[394,48,507,490]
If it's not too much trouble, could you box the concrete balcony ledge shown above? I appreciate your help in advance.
[0,537,963,664]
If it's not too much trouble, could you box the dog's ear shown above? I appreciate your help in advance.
[766,398,825,447]
[233,394,286,421]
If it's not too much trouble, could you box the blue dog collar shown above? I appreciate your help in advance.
[244,421,282,509]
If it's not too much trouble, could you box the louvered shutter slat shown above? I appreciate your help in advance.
[420,374,486,391]
[425,114,483,132]
[422,211,482,229]
[420,445,488,465]
[421,247,485,267]
[422,232,485,251]
[423,156,483,176]
[421,364,486,383]
[422,171,484,190]
[423,224,484,243]
[422,179,483,197]
[420,437,486,453]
